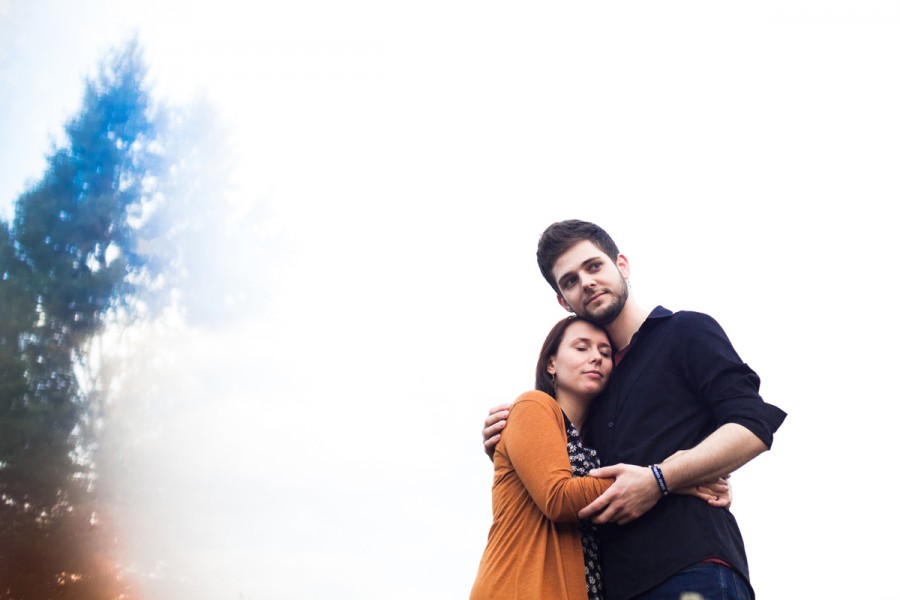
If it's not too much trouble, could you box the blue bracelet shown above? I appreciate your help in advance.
[650,464,669,496]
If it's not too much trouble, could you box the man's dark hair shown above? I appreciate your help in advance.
[537,219,620,293]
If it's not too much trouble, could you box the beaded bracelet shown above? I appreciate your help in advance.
[650,464,669,496]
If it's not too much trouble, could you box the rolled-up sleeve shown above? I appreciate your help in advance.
[682,314,787,448]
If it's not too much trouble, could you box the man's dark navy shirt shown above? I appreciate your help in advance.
[584,306,787,600]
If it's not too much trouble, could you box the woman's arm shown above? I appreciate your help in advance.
[504,392,613,522]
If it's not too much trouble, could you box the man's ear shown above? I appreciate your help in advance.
[557,294,574,312]
[616,253,630,280]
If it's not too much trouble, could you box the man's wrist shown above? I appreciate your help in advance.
[649,464,669,496]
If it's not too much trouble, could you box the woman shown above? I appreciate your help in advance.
[469,316,729,600]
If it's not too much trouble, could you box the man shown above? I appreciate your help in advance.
[482,219,786,600]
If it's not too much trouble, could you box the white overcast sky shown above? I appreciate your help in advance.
[1,1,898,599]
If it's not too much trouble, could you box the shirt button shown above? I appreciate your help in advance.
[607,421,614,428]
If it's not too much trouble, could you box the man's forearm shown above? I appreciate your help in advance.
[660,423,768,491]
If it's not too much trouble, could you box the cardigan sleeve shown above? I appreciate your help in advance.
[504,391,613,523]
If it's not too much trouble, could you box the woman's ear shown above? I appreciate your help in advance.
[547,357,557,376]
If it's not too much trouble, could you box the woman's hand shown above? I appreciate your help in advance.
[663,448,733,507]
[676,476,732,508]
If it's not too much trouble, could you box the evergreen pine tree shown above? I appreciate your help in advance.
[0,38,161,599]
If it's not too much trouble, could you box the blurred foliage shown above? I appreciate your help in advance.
[0,38,160,598]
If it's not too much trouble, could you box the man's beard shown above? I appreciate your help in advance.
[583,277,628,326]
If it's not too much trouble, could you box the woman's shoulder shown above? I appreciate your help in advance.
[514,389,553,401]
[510,390,561,415]
[496,391,565,456]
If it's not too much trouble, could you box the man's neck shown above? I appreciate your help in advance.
[605,301,651,351]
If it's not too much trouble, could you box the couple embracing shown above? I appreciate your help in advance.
[470,219,787,600]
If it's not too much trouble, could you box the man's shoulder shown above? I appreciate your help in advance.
[661,308,722,330]
[644,309,730,349]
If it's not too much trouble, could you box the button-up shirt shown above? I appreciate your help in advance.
[585,306,787,600]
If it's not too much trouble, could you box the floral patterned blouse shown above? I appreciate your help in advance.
[565,416,604,600]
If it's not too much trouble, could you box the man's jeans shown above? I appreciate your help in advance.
[633,562,753,600]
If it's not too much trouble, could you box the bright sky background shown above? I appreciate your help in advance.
[1,1,899,599]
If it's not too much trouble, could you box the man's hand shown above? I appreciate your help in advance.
[577,464,662,525]
[482,403,512,459]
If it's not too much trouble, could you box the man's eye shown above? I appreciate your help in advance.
[589,262,601,271]
[563,278,576,289]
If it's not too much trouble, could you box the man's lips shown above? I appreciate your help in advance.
[586,291,605,306]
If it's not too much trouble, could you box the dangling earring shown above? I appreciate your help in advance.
[550,372,558,390]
